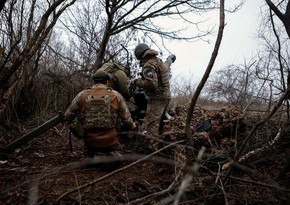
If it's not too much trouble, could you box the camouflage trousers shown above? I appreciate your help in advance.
[141,99,170,150]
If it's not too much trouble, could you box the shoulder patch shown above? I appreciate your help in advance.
[145,68,153,78]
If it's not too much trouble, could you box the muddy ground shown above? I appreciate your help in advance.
[1,105,290,205]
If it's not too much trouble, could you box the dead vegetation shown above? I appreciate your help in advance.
[1,104,290,205]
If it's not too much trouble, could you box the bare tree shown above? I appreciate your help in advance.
[265,0,290,38]
[62,0,221,71]
[219,0,290,184]
[0,0,7,13]
[58,0,135,74]
[256,1,290,113]
[0,0,76,126]
[206,0,290,113]
[0,0,243,127]
[205,61,271,109]
[185,0,225,165]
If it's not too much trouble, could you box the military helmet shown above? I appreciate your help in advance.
[134,43,150,60]
[93,70,111,82]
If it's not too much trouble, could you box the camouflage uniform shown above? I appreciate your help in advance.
[65,84,135,157]
[98,63,131,101]
[134,49,171,149]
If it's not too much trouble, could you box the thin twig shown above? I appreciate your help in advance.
[127,168,183,205]
[201,166,290,192]
[223,83,290,182]
[173,146,206,205]
[56,140,184,204]
[222,128,282,170]
[218,177,229,205]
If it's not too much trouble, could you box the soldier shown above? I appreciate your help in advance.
[98,62,131,101]
[132,43,176,150]
[65,70,136,157]
[98,62,137,123]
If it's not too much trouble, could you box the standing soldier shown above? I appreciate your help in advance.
[65,70,136,157]
[132,43,176,150]
[98,62,131,102]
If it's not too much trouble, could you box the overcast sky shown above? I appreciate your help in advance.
[166,0,264,82]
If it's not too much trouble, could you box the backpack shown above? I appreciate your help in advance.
[83,92,114,129]
[102,63,124,83]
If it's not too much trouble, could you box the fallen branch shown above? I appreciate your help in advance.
[201,165,290,192]
[227,175,290,192]
[173,146,206,205]
[222,82,290,182]
[127,167,183,205]
[222,128,282,170]
[55,140,184,204]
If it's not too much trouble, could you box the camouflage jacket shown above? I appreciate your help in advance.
[98,63,131,101]
[65,84,135,149]
[134,50,171,101]
[65,84,134,128]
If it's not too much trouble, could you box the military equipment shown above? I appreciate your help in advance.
[4,112,65,151]
[129,85,149,125]
[3,53,176,151]
[83,92,114,129]
[120,44,131,76]
[196,119,212,132]
[100,63,123,83]
[93,70,111,82]
[134,43,150,60]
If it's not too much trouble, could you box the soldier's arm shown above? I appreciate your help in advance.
[64,91,83,122]
[134,65,158,91]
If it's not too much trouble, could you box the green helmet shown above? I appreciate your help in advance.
[93,70,111,82]
[134,43,150,60]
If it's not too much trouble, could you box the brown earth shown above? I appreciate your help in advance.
[1,105,290,205]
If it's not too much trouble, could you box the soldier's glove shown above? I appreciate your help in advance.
[129,84,135,96]
[167,54,176,63]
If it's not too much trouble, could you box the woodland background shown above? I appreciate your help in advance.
[1,0,290,204]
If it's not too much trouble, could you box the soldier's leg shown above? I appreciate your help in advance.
[159,99,170,134]
[142,100,168,150]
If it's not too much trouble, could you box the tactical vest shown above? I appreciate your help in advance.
[79,87,119,129]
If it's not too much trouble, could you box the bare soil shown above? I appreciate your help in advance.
[1,105,290,205]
